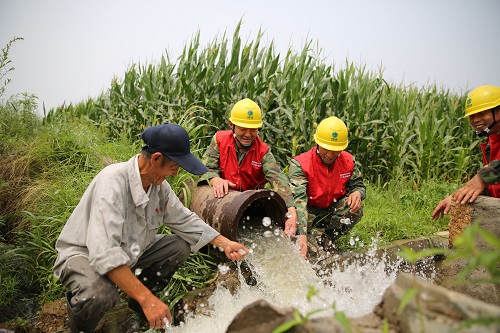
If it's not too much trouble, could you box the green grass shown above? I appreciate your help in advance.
[335,180,455,251]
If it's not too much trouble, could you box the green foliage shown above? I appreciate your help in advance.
[448,222,500,284]
[0,93,41,148]
[398,222,500,285]
[458,317,500,330]
[272,310,308,333]
[396,224,500,330]
[43,23,475,185]
[0,228,37,321]
[0,112,135,306]
[161,251,217,311]
[333,310,351,333]
[273,286,351,333]
[334,180,453,251]
[0,37,23,98]
[397,287,419,315]
[0,38,42,153]
[16,213,66,304]
[0,274,18,309]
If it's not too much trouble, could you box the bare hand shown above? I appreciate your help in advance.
[210,235,248,260]
[106,265,172,330]
[283,207,298,237]
[432,195,452,220]
[210,177,236,198]
[452,174,487,205]
[297,235,307,259]
[141,294,172,329]
[347,191,362,213]
[224,240,249,260]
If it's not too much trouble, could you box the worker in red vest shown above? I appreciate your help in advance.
[432,85,500,220]
[289,116,366,252]
[201,98,300,255]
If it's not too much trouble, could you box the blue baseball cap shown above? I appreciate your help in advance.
[140,123,208,175]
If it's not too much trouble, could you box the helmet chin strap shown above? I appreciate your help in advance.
[476,109,497,137]
[232,127,253,150]
[316,144,336,166]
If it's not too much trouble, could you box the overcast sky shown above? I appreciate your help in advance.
[1,0,500,114]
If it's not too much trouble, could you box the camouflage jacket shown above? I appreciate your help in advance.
[201,133,294,207]
[478,159,500,185]
[288,156,366,235]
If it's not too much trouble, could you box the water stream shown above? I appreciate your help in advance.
[162,220,435,333]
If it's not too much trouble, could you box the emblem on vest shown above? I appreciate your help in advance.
[251,160,263,168]
[339,172,351,179]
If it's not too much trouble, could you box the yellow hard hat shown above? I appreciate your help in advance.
[464,85,500,118]
[229,98,263,128]
[314,116,348,151]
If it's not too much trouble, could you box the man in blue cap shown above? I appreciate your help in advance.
[53,123,248,333]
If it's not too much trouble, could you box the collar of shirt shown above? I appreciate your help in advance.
[132,155,150,209]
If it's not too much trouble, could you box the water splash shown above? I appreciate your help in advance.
[217,263,230,275]
[166,226,435,333]
[130,243,141,258]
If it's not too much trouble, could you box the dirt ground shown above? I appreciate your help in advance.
[0,298,67,333]
[30,299,68,333]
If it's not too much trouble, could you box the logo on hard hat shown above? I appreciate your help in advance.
[466,98,472,108]
[331,131,338,141]
[247,110,254,119]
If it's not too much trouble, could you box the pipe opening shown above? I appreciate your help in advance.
[235,195,286,239]
[190,186,288,241]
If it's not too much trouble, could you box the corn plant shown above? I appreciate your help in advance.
[43,22,476,186]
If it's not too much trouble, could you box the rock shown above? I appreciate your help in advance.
[225,300,396,333]
[225,300,301,333]
[449,195,500,246]
[94,303,146,333]
[441,195,500,306]
[381,272,500,333]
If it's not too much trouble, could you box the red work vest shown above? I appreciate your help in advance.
[479,133,500,198]
[216,130,269,191]
[294,147,355,209]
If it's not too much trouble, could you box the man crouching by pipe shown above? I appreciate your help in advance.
[53,123,248,333]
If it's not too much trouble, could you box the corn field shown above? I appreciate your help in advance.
[45,22,479,185]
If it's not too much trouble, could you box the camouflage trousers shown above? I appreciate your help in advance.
[307,196,363,243]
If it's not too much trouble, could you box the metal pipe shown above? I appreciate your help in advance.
[190,185,287,240]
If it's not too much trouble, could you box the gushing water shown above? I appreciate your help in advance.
[167,224,433,333]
